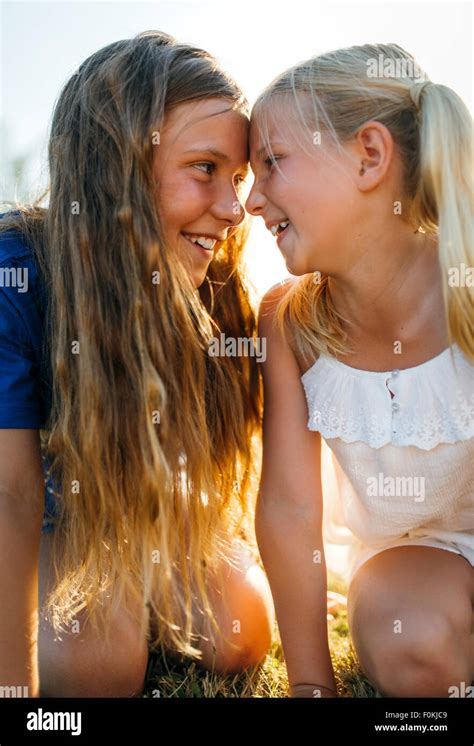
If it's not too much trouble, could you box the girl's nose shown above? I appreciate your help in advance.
[245,183,265,216]
[212,195,245,226]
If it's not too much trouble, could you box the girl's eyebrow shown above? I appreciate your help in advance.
[253,142,284,162]
[183,147,230,161]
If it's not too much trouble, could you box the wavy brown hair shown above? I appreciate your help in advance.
[0,30,262,657]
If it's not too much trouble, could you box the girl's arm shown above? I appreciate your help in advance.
[257,284,337,697]
[0,429,44,696]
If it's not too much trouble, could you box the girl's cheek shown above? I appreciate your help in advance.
[166,179,205,214]
[179,177,209,204]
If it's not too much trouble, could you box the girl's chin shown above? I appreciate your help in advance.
[286,262,310,278]
[190,263,212,288]
[282,247,314,277]
[282,252,305,276]
[194,273,208,288]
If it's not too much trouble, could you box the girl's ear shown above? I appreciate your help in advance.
[354,120,394,192]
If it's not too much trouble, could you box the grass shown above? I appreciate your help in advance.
[142,570,378,698]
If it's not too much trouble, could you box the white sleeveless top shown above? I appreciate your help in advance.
[301,344,474,584]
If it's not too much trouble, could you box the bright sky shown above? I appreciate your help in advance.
[1,0,472,294]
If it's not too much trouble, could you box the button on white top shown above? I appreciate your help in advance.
[300,344,472,449]
[391,369,400,377]
[392,402,400,412]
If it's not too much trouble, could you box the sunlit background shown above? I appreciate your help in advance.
[1,0,472,296]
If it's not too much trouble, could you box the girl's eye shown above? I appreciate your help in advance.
[264,155,279,169]
[194,162,215,175]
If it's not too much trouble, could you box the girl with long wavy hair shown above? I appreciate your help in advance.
[0,30,273,697]
[246,43,473,698]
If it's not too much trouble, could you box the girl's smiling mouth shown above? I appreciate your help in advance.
[182,232,218,255]
[267,220,291,246]
[269,220,290,237]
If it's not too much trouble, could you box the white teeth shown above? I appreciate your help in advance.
[196,236,215,250]
[184,234,217,250]
[270,221,289,236]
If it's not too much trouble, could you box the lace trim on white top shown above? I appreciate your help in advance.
[301,345,474,450]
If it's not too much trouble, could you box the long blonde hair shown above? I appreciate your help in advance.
[252,43,473,362]
[0,31,261,657]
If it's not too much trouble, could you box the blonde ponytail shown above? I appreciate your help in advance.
[410,82,473,359]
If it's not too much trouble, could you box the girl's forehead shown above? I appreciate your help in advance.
[250,93,309,135]
[165,98,245,133]
[161,101,249,156]
[249,101,303,152]
[154,101,249,172]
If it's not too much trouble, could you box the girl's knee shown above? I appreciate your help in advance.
[198,631,267,675]
[361,615,471,697]
[39,608,150,697]
[197,546,274,674]
[39,530,150,697]
[374,655,471,698]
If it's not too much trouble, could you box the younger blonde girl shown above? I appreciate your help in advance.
[246,42,473,698]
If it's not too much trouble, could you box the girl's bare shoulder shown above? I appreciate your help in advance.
[258,278,318,376]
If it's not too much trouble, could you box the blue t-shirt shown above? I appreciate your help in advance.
[0,225,50,428]
[0,217,58,526]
